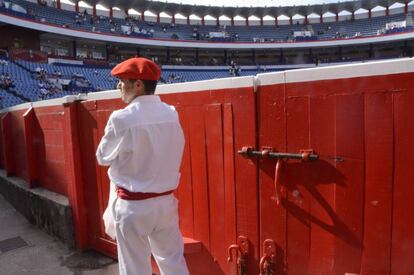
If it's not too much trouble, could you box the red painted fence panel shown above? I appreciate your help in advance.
[392,91,414,274]
[361,93,393,274]
[256,60,414,275]
[0,59,414,274]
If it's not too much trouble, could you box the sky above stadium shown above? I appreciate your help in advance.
[157,0,353,7]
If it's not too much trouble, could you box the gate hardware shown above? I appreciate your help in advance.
[228,236,249,275]
[239,147,319,205]
[259,239,276,275]
[274,159,284,205]
[238,146,319,161]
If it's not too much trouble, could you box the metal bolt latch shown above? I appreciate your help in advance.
[239,147,319,205]
[238,146,319,161]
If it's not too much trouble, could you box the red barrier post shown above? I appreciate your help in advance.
[62,101,88,250]
[23,107,39,187]
[1,112,15,176]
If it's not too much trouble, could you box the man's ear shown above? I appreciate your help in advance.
[134,79,141,89]
[135,80,145,94]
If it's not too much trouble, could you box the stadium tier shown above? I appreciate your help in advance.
[1,0,413,42]
[1,0,414,108]
[1,57,277,108]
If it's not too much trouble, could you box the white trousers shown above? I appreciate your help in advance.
[113,194,190,275]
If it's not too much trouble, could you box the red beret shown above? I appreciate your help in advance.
[111,57,161,81]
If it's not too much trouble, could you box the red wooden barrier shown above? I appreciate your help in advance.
[72,77,259,274]
[158,77,259,274]
[0,58,413,274]
[256,59,414,275]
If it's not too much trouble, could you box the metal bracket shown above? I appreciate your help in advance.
[259,239,276,275]
[227,236,249,275]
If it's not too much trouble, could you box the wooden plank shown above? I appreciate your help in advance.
[1,113,16,177]
[96,110,113,239]
[23,107,39,187]
[308,96,336,274]
[285,96,311,275]
[223,103,237,274]
[11,111,29,181]
[231,87,259,275]
[257,84,288,274]
[333,94,364,275]
[176,106,195,238]
[62,102,89,249]
[361,93,393,274]
[204,104,226,271]
[188,106,211,248]
[391,91,414,274]
[77,103,102,250]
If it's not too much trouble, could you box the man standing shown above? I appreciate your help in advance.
[96,57,189,275]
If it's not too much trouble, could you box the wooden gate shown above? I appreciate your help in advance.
[256,62,414,275]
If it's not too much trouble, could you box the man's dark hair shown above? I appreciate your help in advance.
[142,80,157,94]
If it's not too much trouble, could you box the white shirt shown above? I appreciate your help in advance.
[96,95,185,193]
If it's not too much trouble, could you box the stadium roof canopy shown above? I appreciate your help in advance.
[81,0,412,18]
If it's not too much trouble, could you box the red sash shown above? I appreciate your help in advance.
[116,186,174,200]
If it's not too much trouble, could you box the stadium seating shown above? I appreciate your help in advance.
[1,57,36,107]
[1,0,412,42]
[0,57,273,108]
[1,1,412,108]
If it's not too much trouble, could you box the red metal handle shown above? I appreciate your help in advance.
[274,159,284,205]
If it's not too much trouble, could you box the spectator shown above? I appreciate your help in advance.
[1,74,15,90]
[53,70,62,77]
[40,87,48,99]
[236,66,241,76]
